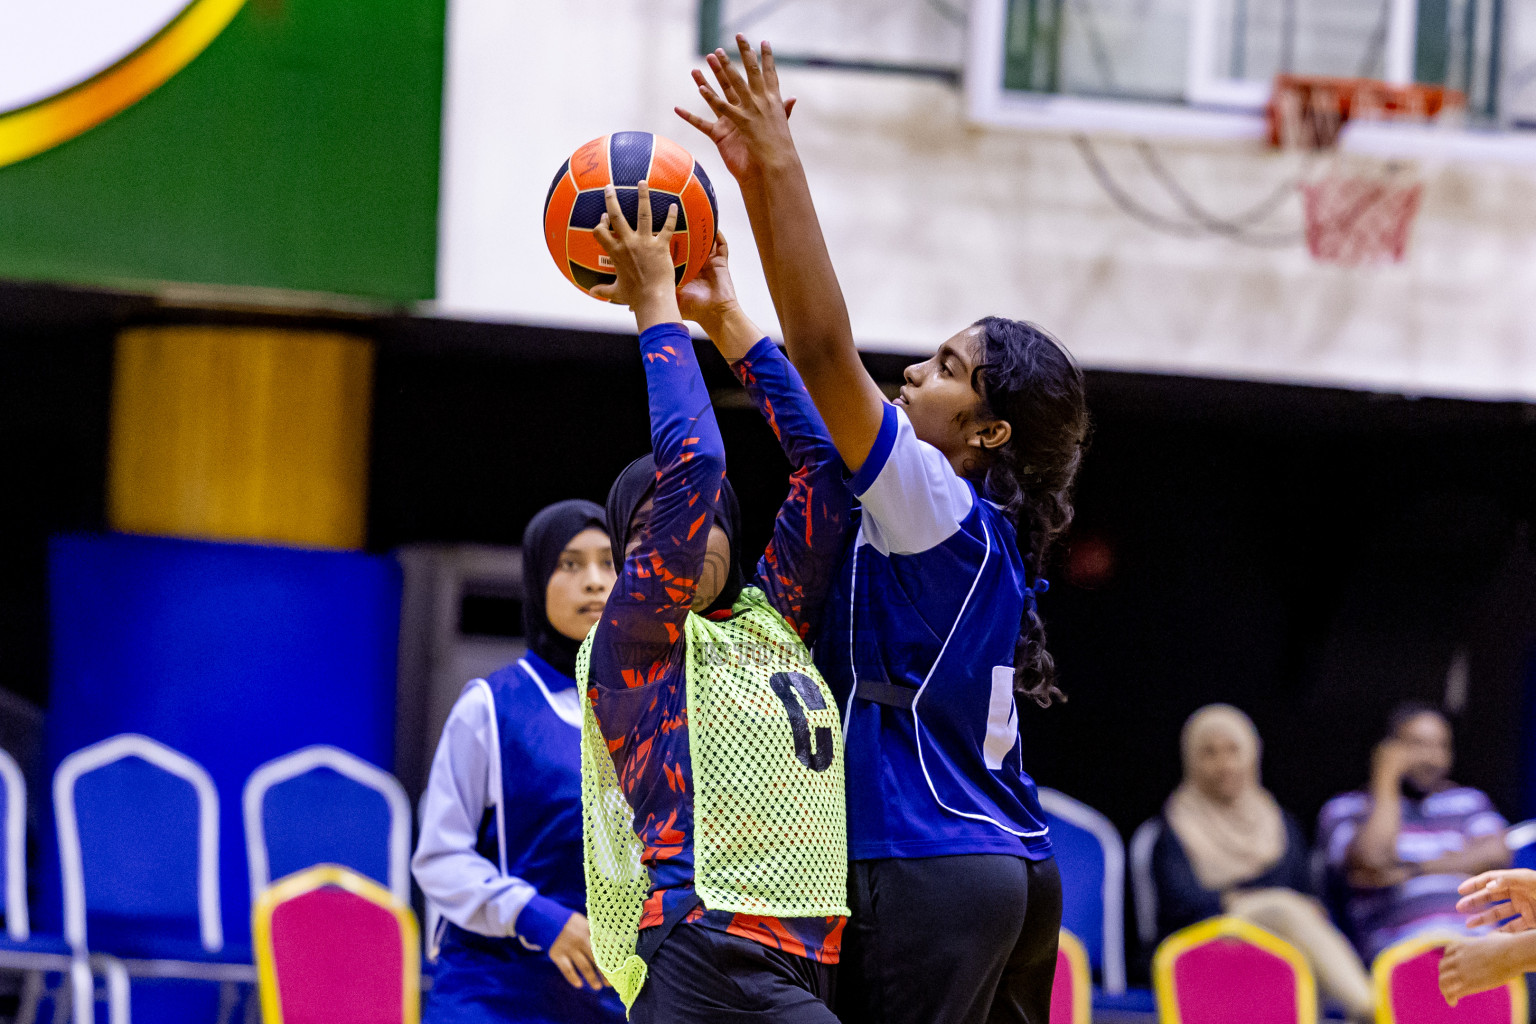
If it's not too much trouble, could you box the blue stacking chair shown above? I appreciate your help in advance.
[243,745,411,905]
[55,734,254,1022]
[1039,788,1127,995]
[1129,816,1163,958]
[0,746,84,1021]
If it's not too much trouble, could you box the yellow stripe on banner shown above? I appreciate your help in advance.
[0,0,247,169]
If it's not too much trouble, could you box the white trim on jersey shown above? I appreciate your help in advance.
[909,514,1048,840]
[842,534,861,746]
[520,656,582,728]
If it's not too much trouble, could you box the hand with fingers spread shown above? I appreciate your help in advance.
[590,180,683,331]
[676,33,885,478]
[547,911,609,990]
[1457,868,1536,932]
[676,34,798,181]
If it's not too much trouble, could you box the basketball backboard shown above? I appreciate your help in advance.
[964,0,1529,155]
[966,0,1536,161]
[697,0,1536,160]
[698,0,969,79]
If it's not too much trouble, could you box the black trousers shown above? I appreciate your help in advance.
[836,854,1062,1024]
[630,921,839,1024]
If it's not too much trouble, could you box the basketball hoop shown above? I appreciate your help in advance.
[1267,75,1463,265]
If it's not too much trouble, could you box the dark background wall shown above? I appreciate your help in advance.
[5,281,1535,846]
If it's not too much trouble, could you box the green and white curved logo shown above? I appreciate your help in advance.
[0,0,246,168]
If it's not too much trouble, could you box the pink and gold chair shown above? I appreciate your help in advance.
[1153,915,1317,1024]
[1373,932,1528,1024]
[253,863,420,1024]
[1051,928,1092,1024]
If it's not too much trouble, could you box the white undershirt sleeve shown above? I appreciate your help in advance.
[411,681,538,940]
[849,404,975,556]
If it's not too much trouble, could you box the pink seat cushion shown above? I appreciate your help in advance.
[1388,947,1513,1024]
[1050,947,1077,1024]
[1172,937,1301,1024]
[270,887,404,1024]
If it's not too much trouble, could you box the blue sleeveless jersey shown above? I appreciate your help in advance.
[816,403,1052,862]
[422,653,624,1024]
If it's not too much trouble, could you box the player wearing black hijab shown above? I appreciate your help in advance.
[414,500,624,1024]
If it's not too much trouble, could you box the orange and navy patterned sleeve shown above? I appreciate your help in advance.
[588,322,724,818]
[732,338,852,641]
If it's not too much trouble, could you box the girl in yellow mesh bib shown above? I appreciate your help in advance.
[577,179,852,1022]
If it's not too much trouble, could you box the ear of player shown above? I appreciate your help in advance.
[544,131,718,301]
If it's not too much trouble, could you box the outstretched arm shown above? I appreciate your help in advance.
[680,232,851,638]
[732,342,850,638]
[587,182,728,765]
[677,36,888,473]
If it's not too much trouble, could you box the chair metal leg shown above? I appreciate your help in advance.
[69,955,131,1024]
[69,958,91,1024]
[96,956,130,1024]
[214,980,240,1024]
[53,968,72,1024]
[15,969,44,1024]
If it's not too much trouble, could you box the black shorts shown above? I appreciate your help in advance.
[629,922,839,1024]
[836,853,1062,1024]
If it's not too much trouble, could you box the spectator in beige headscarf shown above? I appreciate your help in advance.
[1151,704,1373,1022]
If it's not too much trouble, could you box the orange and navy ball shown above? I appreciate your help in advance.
[543,132,718,300]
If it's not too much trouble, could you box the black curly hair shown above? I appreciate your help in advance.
[969,317,1090,708]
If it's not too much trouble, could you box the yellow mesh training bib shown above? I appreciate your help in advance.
[580,586,848,1009]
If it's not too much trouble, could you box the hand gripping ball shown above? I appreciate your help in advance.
[543,132,719,300]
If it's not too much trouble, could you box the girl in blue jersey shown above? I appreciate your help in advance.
[679,39,1091,1024]
[583,183,851,1023]
[413,500,625,1024]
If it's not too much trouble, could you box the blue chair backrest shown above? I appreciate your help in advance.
[262,769,392,887]
[80,758,199,919]
[1040,788,1127,993]
[1508,820,1536,871]
[0,747,25,940]
[245,745,410,904]
[56,735,221,955]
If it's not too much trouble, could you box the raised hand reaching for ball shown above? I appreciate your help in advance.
[591,180,682,331]
[675,35,796,180]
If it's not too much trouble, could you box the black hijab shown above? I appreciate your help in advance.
[605,454,744,617]
[522,499,607,679]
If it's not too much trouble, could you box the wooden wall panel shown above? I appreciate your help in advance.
[108,326,373,549]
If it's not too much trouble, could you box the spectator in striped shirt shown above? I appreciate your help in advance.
[1318,701,1510,959]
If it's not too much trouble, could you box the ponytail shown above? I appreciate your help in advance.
[972,317,1089,708]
